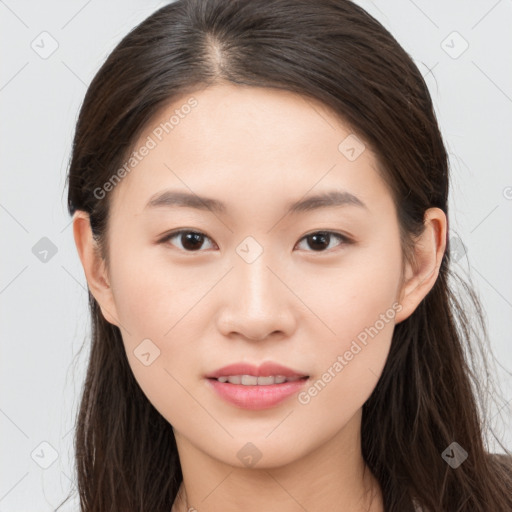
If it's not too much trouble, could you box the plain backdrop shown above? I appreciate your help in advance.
[1,1,511,510]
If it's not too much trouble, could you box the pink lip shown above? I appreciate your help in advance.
[205,362,308,379]
[204,362,309,410]
[206,378,309,410]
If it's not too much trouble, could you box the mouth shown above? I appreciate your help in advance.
[205,373,310,410]
[205,361,308,381]
[204,362,309,408]
[207,375,309,385]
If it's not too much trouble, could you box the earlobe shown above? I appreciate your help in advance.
[72,211,120,327]
[394,207,447,324]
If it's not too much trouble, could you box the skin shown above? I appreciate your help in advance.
[73,83,446,512]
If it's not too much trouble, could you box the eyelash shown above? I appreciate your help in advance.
[158,229,353,254]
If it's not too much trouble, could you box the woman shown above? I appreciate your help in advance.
[62,0,512,510]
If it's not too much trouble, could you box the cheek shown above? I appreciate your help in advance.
[107,245,221,377]
[107,247,199,414]
[303,232,402,343]
[297,234,402,403]
[108,243,187,334]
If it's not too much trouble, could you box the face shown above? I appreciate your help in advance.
[98,83,408,468]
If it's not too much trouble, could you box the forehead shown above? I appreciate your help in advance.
[108,84,391,219]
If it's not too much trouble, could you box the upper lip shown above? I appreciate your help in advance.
[205,362,308,379]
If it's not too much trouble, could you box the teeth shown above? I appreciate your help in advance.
[216,374,303,385]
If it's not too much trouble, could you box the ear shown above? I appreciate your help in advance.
[394,207,447,324]
[72,210,121,327]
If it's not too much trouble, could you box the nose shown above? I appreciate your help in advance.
[216,253,297,341]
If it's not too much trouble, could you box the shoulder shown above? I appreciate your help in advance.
[488,452,512,463]
[489,453,512,465]
[488,452,512,470]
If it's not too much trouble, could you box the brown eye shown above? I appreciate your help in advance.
[159,229,351,254]
[296,231,351,252]
[161,230,215,252]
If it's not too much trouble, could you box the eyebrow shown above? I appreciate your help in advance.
[144,189,368,215]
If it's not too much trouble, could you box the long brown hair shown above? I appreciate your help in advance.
[61,0,512,510]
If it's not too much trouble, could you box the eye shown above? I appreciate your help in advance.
[159,230,216,252]
[159,229,352,253]
[295,231,352,252]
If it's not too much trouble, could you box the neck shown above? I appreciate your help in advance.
[172,471,382,512]
[170,410,384,512]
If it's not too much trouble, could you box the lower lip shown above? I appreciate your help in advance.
[206,377,309,410]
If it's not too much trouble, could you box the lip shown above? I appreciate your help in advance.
[205,362,308,379]
[204,362,309,410]
[206,377,309,410]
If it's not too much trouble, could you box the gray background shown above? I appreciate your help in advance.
[1,1,511,510]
